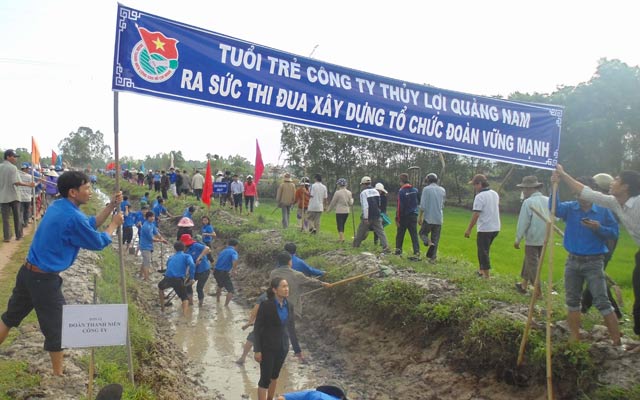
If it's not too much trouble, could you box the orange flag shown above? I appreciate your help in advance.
[31,137,41,167]
[202,159,213,208]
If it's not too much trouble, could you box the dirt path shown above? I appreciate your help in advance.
[0,221,35,273]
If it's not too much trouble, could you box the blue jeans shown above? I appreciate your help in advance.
[564,254,613,315]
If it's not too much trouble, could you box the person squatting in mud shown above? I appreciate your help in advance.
[0,171,123,376]
[158,241,196,315]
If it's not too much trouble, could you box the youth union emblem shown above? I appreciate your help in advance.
[131,26,179,83]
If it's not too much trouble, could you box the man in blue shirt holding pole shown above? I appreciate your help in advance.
[551,175,621,346]
[0,171,123,376]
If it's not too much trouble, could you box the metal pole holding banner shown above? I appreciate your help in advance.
[114,91,135,385]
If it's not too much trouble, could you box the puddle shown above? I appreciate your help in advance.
[171,298,320,399]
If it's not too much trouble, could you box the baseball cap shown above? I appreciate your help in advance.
[180,234,196,246]
[360,176,371,185]
[374,182,387,193]
[4,149,17,159]
[21,162,31,169]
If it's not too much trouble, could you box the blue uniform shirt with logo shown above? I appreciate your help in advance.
[165,251,195,280]
[185,242,211,273]
[27,198,112,273]
[139,220,159,251]
[215,246,238,271]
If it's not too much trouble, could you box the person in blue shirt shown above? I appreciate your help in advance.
[183,205,196,220]
[395,172,420,259]
[122,201,136,251]
[140,192,149,207]
[180,233,212,307]
[254,277,302,400]
[276,383,348,400]
[120,195,130,212]
[0,171,123,376]
[152,198,172,227]
[139,211,168,281]
[284,243,324,277]
[158,241,195,315]
[551,175,621,346]
[201,215,217,262]
[214,238,239,306]
[133,205,149,255]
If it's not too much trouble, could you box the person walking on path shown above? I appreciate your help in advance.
[395,173,420,260]
[17,162,35,228]
[371,183,389,246]
[307,174,328,234]
[180,233,212,307]
[160,170,170,200]
[1,149,35,242]
[244,175,258,214]
[294,178,310,231]
[214,238,239,306]
[353,176,390,253]
[0,171,123,376]
[230,174,245,214]
[464,174,501,279]
[550,174,621,346]
[554,164,640,336]
[191,169,205,201]
[327,178,353,242]
[254,276,303,400]
[158,241,195,315]
[276,173,296,228]
[418,173,445,263]
[513,176,549,296]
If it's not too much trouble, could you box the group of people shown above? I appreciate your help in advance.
[1,153,639,398]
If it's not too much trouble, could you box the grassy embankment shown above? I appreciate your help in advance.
[104,176,640,399]
[0,197,157,399]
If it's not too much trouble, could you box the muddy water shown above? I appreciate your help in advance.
[172,296,321,399]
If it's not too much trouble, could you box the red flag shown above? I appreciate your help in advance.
[137,27,179,60]
[202,160,213,208]
[51,150,57,166]
[31,137,41,167]
[254,139,265,185]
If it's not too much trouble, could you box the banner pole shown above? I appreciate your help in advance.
[546,182,558,399]
[114,91,135,384]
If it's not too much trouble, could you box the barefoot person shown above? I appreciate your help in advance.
[254,277,303,400]
[214,238,239,306]
[554,165,640,336]
[0,171,123,376]
[139,211,168,281]
[158,241,195,315]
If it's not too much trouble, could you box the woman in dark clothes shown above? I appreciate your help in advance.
[254,277,303,400]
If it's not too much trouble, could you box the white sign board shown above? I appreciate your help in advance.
[61,304,128,348]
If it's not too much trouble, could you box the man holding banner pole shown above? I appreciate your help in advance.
[554,164,640,338]
[0,171,123,376]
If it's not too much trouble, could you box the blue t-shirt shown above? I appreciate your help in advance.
[283,391,340,400]
[27,198,112,273]
[123,211,136,228]
[215,246,238,272]
[185,242,211,273]
[165,251,195,280]
[292,255,324,277]
[120,199,130,212]
[183,207,193,219]
[169,171,177,184]
[202,224,215,244]
[139,220,159,251]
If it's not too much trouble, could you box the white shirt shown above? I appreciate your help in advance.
[580,187,640,246]
[230,180,244,194]
[0,160,20,203]
[308,182,328,212]
[472,188,501,232]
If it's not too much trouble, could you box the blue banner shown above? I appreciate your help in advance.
[213,182,228,194]
[113,5,563,169]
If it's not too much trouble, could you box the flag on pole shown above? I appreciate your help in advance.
[254,139,265,185]
[31,137,41,167]
[106,161,116,170]
[51,151,57,167]
[140,162,146,173]
[201,159,213,208]
[170,152,175,169]
[55,155,63,170]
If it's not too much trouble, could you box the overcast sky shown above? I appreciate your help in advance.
[1,0,638,166]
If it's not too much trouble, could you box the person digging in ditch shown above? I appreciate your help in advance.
[180,233,212,307]
[0,171,123,376]
[214,238,240,306]
[158,241,195,315]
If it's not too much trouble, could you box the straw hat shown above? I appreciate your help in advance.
[516,175,543,188]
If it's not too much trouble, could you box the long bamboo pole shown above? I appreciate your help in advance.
[114,91,135,384]
[546,182,558,400]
